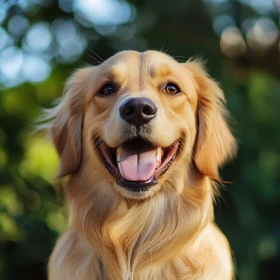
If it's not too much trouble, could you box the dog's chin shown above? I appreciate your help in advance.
[97,136,181,199]
[113,180,163,199]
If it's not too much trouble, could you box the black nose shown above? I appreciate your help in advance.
[119,97,157,127]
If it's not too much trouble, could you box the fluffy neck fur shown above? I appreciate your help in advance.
[66,162,215,280]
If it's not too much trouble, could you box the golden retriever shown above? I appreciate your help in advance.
[46,50,237,280]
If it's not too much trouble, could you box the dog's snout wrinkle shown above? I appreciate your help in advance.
[119,97,157,128]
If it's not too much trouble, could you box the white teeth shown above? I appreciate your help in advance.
[118,161,124,177]
[117,146,122,162]
[117,147,124,176]
[156,147,163,162]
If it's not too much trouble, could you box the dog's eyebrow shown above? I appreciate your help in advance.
[148,64,172,79]
[95,66,125,85]
[108,64,128,82]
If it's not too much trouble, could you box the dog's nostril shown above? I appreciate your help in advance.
[119,97,157,127]
[122,105,135,116]
[143,104,157,116]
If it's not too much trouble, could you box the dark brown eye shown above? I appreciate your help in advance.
[165,83,180,94]
[99,83,116,95]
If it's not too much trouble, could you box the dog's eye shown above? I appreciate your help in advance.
[165,83,180,94]
[99,83,117,95]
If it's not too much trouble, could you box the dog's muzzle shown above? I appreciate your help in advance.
[97,97,180,193]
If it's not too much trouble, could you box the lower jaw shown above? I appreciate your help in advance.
[116,177,158,193]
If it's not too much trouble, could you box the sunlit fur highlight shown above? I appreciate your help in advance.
[45,50,237,280]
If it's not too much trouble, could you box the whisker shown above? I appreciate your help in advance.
[88,55,103,65]
[88,49,112,70]
[164,42,173,54]
[89,49,105,62]
[160,42,166,53]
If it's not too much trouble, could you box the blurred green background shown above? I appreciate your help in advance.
[0,0,279,279]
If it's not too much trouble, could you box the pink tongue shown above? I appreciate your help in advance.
[118,145,159,182]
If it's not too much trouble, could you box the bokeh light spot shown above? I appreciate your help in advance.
[8,14,29,37]
[247,18,279,51]
[0,47,23,81]
[258,236,278,260]
[58,0,73,12]
[24,22,53,53]
[74,0,133,26]
[19,137,58,182]
[22,55,51,83]
[213,15,235,36]
[0,27,12,51]
[220,27,246,57]
[52,18,86,63]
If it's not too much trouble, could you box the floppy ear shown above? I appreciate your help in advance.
[48,68,91,177]
[185,62,237,181]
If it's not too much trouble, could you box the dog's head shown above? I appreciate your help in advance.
[49,51,236,199]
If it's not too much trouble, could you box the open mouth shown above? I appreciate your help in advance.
[98,137,180,192]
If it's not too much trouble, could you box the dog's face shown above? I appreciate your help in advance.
[84,51,198,199]
[50,51,236,199]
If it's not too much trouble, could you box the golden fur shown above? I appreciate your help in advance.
[46,50,237,279]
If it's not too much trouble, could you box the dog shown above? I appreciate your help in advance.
[46,50,237,279]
